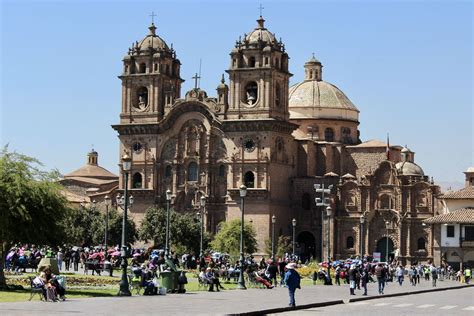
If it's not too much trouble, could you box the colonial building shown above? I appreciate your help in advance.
[60,150,118,207]
[425,168,474,269]
[112,16,439,264]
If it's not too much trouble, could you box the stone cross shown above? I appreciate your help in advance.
[258,4,264,16]
[149,11,156,24]
[192,73,201,89]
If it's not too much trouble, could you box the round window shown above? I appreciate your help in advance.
[133,142,142,152]
[244,139,256,152]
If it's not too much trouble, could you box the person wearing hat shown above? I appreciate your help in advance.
[283,262,301,307]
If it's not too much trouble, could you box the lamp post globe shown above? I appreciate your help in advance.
[237,184,247,290]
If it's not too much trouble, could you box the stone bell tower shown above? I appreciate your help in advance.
[223,15,298,254]
[119,22,184,123]
[226,16,291,121]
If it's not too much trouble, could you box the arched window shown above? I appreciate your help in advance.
[324,128,334,142]
[302,193,311,210]
[219,164,226,177]
[139,63,146,73]
[346,236,354,249]
[244,82,258,105]
[417,238,426,250]
[244,171,255,188]
[132,172,142,189]
[275,83,281,107]
[249,56,256,67]
[187,162,198,181]
[165,165,172,178]
[136,87,148,110]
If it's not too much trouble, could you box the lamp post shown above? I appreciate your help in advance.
[103,195,111,274]
[118,154,132,296]
[292,218,297,258]
[326,206,332,261]
[237,184,247,290]
[199,195,206,260]
[385,220,390,262]
[359,215,365,258]
[104,195,111,252]
[165,189,172,258]
[315,184,333,261]
[271,215,276,261]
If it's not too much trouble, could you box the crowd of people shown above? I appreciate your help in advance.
[4,244,472,306]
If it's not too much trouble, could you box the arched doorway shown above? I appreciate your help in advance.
[297,231,316,263]
[376,237,395,262]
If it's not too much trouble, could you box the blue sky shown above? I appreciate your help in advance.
[1,0,472,185]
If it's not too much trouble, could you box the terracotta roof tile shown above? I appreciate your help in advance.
[441,186,474,199]
[424,208,474,224]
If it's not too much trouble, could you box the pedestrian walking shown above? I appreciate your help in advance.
[464,267,471,284]
[283,262,301,307]
[430,264,438,287]
[57,248,63,272]
[348,264,357,295]
[375,263,386,294]
[361,264,369,296]
[396,265,404,286]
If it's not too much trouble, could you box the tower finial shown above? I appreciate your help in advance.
[148,11,157,35]
[149,11,156,24]
[221,73,225,84]
[257,4,265,28]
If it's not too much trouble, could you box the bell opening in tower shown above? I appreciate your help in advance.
[243,82,258,105]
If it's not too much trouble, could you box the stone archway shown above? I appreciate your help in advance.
[297,231,316,262]
[376,237,395,262]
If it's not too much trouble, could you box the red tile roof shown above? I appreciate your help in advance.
[441,186,474,199]
[424,208,474,224]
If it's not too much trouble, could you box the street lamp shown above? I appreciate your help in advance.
[385,220,390,262]
[165,189,172,258]
[326,206,332,261]
[359,214,365,258]
[271,215,276,262]
[237,184,247,290]
[104,195,111,251]
[199,195,206,260]
[292,218,297,258]
[118,153,132,296]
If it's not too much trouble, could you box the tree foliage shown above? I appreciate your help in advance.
[62,206,137,247]
[139,207,209,255]
[210,219,257,256]
[265,235,293,258]
[0,146,69,287]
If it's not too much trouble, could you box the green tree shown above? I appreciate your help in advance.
[0,147,69,288]
[210,219,257,257]
[63,206,137,248]
[139,207,209,255]
[276,235,293,257]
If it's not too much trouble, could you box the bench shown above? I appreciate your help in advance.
[28,276,44,301]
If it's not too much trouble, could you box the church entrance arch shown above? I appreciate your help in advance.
[297,231,316,262]
[376,237,394,262]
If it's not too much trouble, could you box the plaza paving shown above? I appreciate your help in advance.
[0,279,471,315]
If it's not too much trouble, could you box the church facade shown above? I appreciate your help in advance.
[112,17,440,264]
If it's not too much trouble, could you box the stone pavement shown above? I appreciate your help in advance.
[0,279,471,316]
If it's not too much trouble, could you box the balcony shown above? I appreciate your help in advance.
[461,239,474,248]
